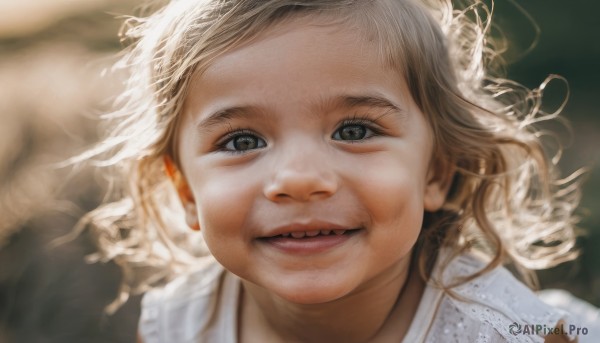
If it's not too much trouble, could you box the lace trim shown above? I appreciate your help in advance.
[423,253,576,342]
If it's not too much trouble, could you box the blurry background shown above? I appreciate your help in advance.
[0,0,598,342]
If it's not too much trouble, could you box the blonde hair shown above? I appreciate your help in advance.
[74,0,581,312]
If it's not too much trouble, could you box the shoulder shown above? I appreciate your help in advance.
[425,253,578,343]
[142,257,225,309]
[538,289,600,342]
[139,257,239,343]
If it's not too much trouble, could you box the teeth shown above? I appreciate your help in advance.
[291,231,306,238]
[279,229,348,238]
[305,230,320,237]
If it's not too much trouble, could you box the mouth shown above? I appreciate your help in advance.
[258,227,363,254]
[263,228,361,239]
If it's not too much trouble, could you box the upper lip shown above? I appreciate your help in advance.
[260,220,356,238]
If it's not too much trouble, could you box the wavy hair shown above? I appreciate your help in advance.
[70,0,581,312]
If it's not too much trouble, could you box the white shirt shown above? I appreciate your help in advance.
[139,253,598,342]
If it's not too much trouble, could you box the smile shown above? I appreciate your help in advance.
[258,228,363,254]
[274,229,353,238]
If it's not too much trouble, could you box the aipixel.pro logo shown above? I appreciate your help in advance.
[508,322,589,336]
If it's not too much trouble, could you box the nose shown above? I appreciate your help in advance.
[263,145,338,202]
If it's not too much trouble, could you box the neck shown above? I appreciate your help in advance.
[238,257,424,343]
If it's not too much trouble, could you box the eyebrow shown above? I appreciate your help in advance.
[197,106,262,131]
[341,95,404,113]
[196,94,406,130]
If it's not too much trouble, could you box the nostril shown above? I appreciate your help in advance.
[263,168,338,202]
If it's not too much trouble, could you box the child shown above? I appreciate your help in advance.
[80,0,597,341]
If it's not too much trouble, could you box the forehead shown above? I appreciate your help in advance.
[184,15,411,119]
[205,18,386,82]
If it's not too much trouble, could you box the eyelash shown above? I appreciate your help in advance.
[215,128,264,155]
[214,115,384,154]
[334,115,384,140]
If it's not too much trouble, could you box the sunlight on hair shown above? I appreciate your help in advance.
[72,0,582,312]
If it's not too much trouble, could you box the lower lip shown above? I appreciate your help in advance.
[259,230,361,254]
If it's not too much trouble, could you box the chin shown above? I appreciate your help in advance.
[270,279,353,305]
[277,291,345,305]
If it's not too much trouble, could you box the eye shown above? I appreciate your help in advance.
[221,131,266,152]
[332,123,376,141]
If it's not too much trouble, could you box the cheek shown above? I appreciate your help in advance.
[353,156,426,219]
[188,169,257,242]
[367,167,426,261]
[189,171,258,276]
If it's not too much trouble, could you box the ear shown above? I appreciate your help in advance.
[423,156,455,212]
[164,155,200,231]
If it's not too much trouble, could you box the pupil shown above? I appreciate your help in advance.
[234,136,257,150]
[341,125,366,140]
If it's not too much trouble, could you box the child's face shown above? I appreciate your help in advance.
[176,17,448,304]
